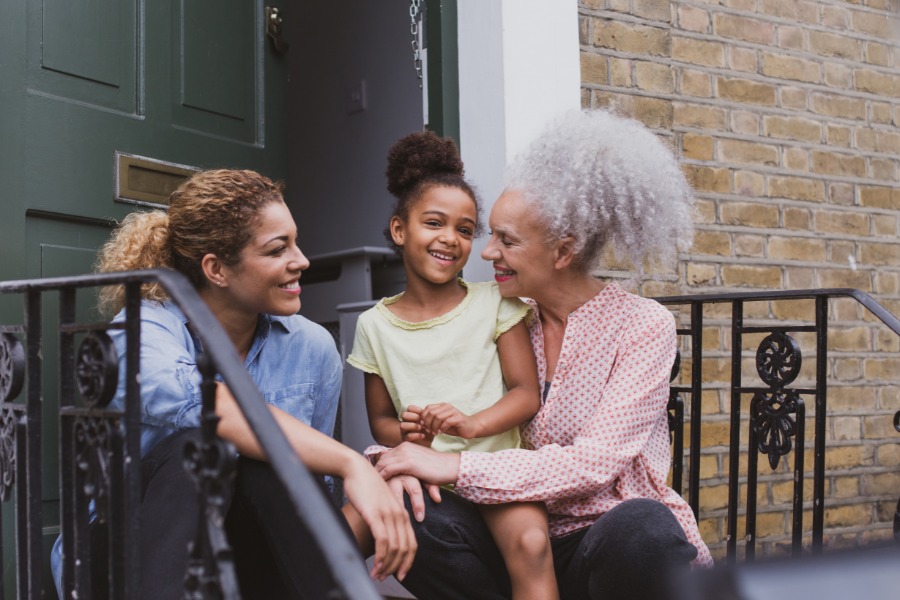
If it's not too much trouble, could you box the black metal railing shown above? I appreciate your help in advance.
[658,288,900,563]
[0,269,380,600]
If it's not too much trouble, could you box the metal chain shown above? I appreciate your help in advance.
[410,0,423,88]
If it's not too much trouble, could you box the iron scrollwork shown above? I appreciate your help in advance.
[0,406,23,502]
[750,390,799,471]
[0,333,25,403]
[752,332,802,470]
[74,417,115,523]
[76,332,119,408]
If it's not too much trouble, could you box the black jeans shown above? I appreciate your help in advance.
[400,491,698,600]
[91,428,352,600]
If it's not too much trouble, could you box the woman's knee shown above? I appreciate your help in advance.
[588,499,697,564]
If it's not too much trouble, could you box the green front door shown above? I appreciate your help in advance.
[0,0,290,593]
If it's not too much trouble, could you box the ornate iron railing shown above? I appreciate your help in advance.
[659,288,900,563]
[0,269,380,600]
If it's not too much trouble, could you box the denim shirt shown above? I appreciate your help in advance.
[51,300,342,596]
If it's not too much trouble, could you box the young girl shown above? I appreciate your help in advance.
[346,131,559,600]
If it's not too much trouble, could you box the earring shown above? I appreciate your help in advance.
[216,280,223,286]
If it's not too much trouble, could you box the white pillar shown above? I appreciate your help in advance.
[457,0,580,282]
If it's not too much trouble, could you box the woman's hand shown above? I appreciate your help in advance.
[406,403,481,439]
[341,457,417,582]
[375,442,461,487]
[385,474,442,523]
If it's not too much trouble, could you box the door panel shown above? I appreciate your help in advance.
[175,0,259,142]
[28,0,139,113]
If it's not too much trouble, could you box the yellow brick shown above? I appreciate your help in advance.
[768,237,825,262]
[607,57,633,87]
[785,267,814,288]
[687,263,717,286]
[815,210,869,236]
[771,478,814,505]
[864,358,900,381]
[754,512,786,538]
[730,47,758,73]
[865,42,890,67]
[871,102,894,125]
[580,52,608,85]
[758,0,817,21]
[698,484,730,512]
[871,158,896,181]
[683,165,730,193]
[683,134,714,161]
[692,231,731,256]
[824,503,872,528]
[854,69,900,97]
[783,148,809,172]
[826,125,852,147]
[876,444,900,468]
[734,171,765,196]
[783,207,810,231]
[778,26,804,50]
[864,415,896,438]
[635,61,675,93]
[860,242,900,267]
[717,77,777,106]
[594,20,670,56]
[713,13,775,45]
[771,298,814,320]
[811,93,866,120]
[763,116,822,143]
[874,129,900,153]
[672,37,724,68]
[865,472,900,495]
[828,183,854,205]
[677,5,709,33]
[680,69,711,97]
[721,265,782,289]
[721,202,779,227]
[811,150,867,178]
[734,234,765,257]
[830,327,872,352]
[824,62,852,89]
[809,30,862,60]
[698,517,722,544]
[674,103,727,129]
[833,476,860,498]
[821,5,850,28]
[769,176,825,202]
[632,0,671,22]
[719,139,778,166]
[761,53,820,84]
[860,186,900,210]
[874,270,899,294]
[632,96,673,129]
[852,9,891,37]
[780,87,809,110]
[833,358,861,381]
[694,199,716,224]
[730,111,760,135]
[818,269,871,291]
[875,328,900,352]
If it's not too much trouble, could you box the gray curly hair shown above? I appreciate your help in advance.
[504,109,695,275]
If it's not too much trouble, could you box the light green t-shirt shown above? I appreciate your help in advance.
[347,280,531,454]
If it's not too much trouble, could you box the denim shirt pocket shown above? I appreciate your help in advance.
[265,383,317,425]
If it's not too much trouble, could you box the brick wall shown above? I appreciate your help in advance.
[579,0,900,559]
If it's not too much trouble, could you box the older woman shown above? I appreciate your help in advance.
[375,110,712,600]
[51,170,415,599]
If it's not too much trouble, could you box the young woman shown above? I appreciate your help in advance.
[346,131,558,600]
[374,111,713,600]
[50,169,415,599]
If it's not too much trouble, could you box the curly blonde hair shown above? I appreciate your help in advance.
[505,109,695,275]
[97,169,285,315]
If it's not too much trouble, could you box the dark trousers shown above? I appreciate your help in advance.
[91,428,350,600]
[400,491,699,600]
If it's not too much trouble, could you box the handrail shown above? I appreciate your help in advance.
[0,268,381,599]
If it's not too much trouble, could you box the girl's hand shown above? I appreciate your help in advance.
[375,442,461,487]
[417,403,481,439]
[341,457,417,582]
[400,406,434,446]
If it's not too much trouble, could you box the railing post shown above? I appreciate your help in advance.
[812,296,828,553]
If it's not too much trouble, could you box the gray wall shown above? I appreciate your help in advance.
[287,1,424,258]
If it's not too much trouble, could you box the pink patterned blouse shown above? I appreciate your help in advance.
[455,282,713,567]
